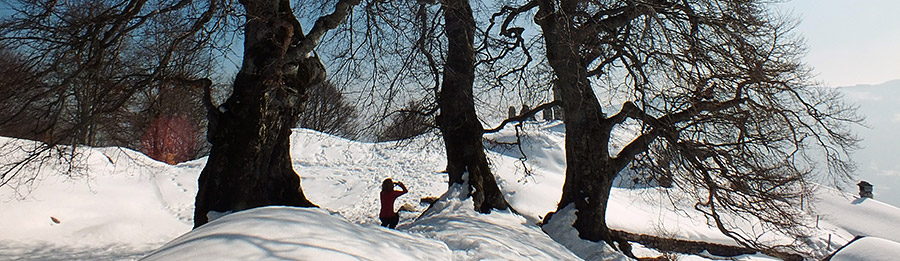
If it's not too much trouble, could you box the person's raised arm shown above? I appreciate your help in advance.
[396,182,408,195]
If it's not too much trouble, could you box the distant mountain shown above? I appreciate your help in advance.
[837,79,900,208]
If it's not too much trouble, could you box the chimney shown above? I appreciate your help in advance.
[857,181,873,199]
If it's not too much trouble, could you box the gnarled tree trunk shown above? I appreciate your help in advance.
[193,0,324,228]
[535,0,621,248]
[437,0,509,213]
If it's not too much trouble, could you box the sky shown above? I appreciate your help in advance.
[840,81,900,208]
[777,0,900,87]
[2,1,895,87]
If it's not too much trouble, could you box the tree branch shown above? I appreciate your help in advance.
[416,2,441,99]
[578,4,642,37]
[494,0,538,39]
[611,97,747,172]
[477,0,538,79]
[287,0,362,62]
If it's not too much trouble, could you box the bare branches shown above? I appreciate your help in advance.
[611,97,747,173]
[415,2,441,98]
[0,0,228,189]
[479,0,538,81]
[494,0,538,39]
[152,0,219,79]
[537,0,860,255]
[287,0,362,63]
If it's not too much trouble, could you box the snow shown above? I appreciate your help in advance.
[541,204,628,260]
[287,129,448,225]
[0,138,197,259]
[485,123,857,255]
[145,185,580,260]
[830,237,900,261]
[813,186,900,243]
[405,185,580,260]
[144,206,452,260]
[2,122,900,260]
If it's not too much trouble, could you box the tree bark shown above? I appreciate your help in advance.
[535,0,621,248]
[193,0,322,228]
[437,0,510,213]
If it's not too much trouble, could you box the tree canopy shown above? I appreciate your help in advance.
[491,0,859,255]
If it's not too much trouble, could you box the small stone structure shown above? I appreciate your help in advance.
[521,105,533,121]
[857,180,873,199]
[542,107,554,121]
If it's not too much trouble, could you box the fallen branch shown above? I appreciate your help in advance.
[610,230,802,261]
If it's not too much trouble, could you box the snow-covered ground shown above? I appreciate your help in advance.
[2,122,899,260]
[830,237,900,261]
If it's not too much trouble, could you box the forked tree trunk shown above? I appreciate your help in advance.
[437,0,509,213]
[535,0,622,248]
[193,0,322,228]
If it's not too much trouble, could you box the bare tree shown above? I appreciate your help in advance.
[312,0,439,140]
[316,0,513,212]
[0,0,221,187]
[436,0,510,213]
[0,47,47,141]
[0,0,362,228]
[376,101,434,142]
[133,77,209,164]
[298,80,360,139]
[193,0,361,227]
[495,0,860,256]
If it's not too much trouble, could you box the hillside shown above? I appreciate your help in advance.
[837,79,900,207]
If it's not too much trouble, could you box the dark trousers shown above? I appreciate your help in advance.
[380,215,399,229]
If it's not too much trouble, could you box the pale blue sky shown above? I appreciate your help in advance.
[778,0,900,86]
[3,1,895,86]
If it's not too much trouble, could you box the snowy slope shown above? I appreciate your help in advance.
[0,137,197,259]
[287,129,448,225]
[404,186,583,260]
[813,186,900,243]
[2,123,899,260]
[143,187,583,260]
[830,237,900,261]
[144,206,454,260]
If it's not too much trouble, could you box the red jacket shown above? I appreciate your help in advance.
[379,184,408,218]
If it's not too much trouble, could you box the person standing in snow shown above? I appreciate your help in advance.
[379,178,408,228]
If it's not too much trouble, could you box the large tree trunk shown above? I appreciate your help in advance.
[535,0,621,248]
[193,0,322,228]
[437,0,509,213]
